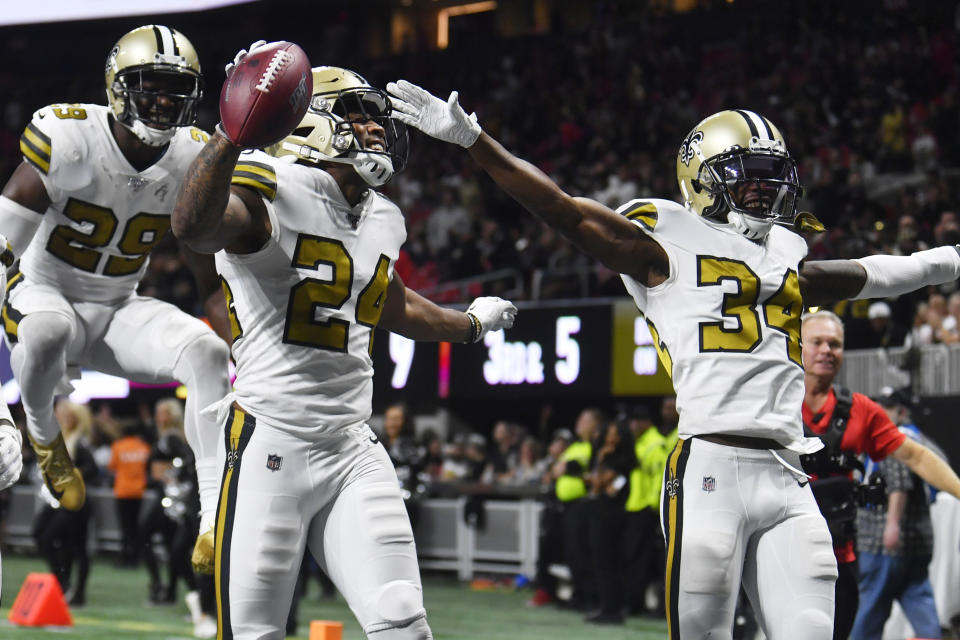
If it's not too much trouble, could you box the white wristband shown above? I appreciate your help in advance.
[853,246,960,300]
[0,196,43,257]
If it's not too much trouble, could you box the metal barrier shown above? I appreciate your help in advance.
[835,343,960,398]
[414,498,541,580]
[4,485,154,554]
[3,486,542,580]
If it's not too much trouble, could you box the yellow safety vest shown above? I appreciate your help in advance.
[555,441,592,502]
[626,427,668,512]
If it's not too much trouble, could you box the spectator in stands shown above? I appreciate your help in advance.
[864,301,908,348]
[439,434,469,481]
[938,292,960,344]
[88,404,120,478]
[504,436,546,487]
[32,400,97,606]
[381,402,427,527]
[554,408,603,612]
[425,187,472,257]
[851,389,946,640]
[108,421,151,569]
[906,301,935,347]
[487,420,521,483]
[526,428,574,609]
[658,395,680,446]
[623,404,669,618]
[139,398,199,605]
[463,433,489,482]
[420,430,446,480]
[585,419,636,625]
[892,214,928,257]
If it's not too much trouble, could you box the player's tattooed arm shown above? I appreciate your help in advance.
[173,132,266,254]
[798,259,868,306]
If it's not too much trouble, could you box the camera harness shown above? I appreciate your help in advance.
[800,386,887,545]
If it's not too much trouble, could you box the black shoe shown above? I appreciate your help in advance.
[159,586,176,604]
[65,587,86,607]
[585,611,624,625]
[148,582,174,606]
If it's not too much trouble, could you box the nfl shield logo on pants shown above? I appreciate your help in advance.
[266,454,283,472]
[702,476,716,492]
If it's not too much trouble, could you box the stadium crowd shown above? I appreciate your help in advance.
[0,1,958,327]
[2,0,960,637]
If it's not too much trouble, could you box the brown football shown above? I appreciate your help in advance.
[219,41,312,148]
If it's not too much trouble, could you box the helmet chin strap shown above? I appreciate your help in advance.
[125,118,177,147]
[326,152,395,187]
[727,209,773,240]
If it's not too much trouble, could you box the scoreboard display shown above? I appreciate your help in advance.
[372,298,674,402]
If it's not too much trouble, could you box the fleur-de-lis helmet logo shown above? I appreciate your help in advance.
[679,130,704,167]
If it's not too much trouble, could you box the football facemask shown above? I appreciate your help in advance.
[268,67,408,186]
[677,110,803,239]
[697,147,802,225]
[105,25,203,146]
[313,86,410,176]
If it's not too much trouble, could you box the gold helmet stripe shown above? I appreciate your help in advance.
[231,161,278,201]
[152,25,179,56]
[20,123,52,174]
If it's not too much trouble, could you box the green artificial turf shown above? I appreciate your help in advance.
[0,553,668,639]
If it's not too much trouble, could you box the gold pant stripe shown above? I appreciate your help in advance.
[663,438,691,639]
[215,406,256,640]
[3,270,25,344]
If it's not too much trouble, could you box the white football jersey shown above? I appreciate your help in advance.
[618,198,821,453]
[18,103,209,302]
[217,151,406,439]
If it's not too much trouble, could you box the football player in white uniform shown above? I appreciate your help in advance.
[0,26,231,574]
[385,82,960,639]
[0,240,23,602]
[171,58,517,640]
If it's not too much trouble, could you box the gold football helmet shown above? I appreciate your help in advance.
[676,110,801,239]
[267,66,408,186]
[105,25,203,145]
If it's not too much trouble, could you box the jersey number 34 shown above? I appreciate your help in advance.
[697,256,802,367]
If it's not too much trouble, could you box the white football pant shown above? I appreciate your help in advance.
[214,406,432,640]
[661,438,837,640]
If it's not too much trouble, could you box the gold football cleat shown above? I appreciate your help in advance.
[192,527,216,575]
[30,433,85,510]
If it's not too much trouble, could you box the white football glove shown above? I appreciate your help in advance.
[386,79,481,148]
[466,297,517,342]
[0,421,23,491]
[224,40,269,77]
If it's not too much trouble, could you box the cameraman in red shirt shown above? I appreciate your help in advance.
[801,309,960,639]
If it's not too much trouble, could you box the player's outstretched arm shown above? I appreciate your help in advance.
[387,80,668,286]
[378,273,516,343]
[799,246,960,306]
[892,437,960,500]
